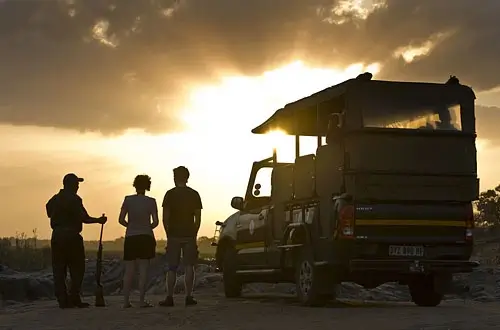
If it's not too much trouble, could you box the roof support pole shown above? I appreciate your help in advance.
[294,107,300,160]
[295,135,300,159]
[316,104,322,148]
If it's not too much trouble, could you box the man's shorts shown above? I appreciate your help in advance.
[123,234,156,261]
[166,237,198,271]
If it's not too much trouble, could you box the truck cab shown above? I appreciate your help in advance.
[213,74,480,307]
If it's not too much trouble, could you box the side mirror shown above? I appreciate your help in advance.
[231,196,244,210]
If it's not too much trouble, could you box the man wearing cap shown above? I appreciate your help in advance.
[159,166,202,307]
[46,173,107,309]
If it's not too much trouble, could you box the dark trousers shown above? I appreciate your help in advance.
[51,233,86,304]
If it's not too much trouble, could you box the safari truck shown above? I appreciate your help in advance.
[212,73,480,307]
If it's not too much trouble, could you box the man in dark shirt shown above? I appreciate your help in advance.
[159,166,202,307]
[46,173,107,309]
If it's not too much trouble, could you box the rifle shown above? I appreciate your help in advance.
[95,222,105,307]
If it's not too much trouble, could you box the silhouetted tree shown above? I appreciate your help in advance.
[475,184,500,226]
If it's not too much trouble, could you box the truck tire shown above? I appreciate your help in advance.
[294,248,333,307]
[409,275,444,307]
[222,247,242,298]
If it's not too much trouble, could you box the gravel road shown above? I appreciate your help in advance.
[2,292,500,330]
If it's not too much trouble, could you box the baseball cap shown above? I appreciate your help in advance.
[63,173,84,185]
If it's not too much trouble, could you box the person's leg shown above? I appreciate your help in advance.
[159,237,180,307]
[122,236,136,307]
[138,235,155,307]
[122,260,135,307]
[183,237,199,306]
[138,259,150,305]
[51,236,69,308]
[68,235,88,308]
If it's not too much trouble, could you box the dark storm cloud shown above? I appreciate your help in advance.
[0,0,499,134]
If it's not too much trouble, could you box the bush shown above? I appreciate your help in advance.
[0,230,51,271]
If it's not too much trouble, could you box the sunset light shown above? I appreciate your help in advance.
[181,60,380,134]
[2,1,500,325]
[176,60,380,166]
[69,60,381,239]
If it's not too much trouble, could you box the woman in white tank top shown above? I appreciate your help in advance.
[118,174,159,308]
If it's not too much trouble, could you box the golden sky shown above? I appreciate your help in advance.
[1,0,500,240]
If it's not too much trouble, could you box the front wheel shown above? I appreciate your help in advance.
[222,247,242,298]
[294,248,334,307]
[409,275,444,307]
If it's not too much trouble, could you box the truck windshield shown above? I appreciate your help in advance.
[362,103,462,131]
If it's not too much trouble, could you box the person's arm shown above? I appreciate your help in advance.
[79,197,106,224]
[151,198,159,229]
[45,195,56,218]
[118,197,128,228]
[162,192,170,237]
[193,191,203,235]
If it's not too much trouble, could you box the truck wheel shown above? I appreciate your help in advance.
[222,247,242,298]
[294,248,332,307]
[409,275,444,307]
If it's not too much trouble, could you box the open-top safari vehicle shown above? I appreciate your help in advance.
[212,73,480,307]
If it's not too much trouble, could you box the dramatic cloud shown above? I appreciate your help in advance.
[476,106,500,143]
[0,0,499,134]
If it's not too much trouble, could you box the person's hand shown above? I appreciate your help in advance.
[98,214,107,224]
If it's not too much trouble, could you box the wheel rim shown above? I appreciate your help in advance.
[299,260,313,296]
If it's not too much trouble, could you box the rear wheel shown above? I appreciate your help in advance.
[294,248,335,307]
[409,275,444,307]
[222,247,242,298]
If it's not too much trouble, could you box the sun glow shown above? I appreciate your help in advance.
[265,129,288,148]
[178,60,380,165]
[112,60,381,181]
[97,60,380,238]
[181,60,380,134]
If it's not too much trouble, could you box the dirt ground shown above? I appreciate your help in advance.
[2,292,500,330]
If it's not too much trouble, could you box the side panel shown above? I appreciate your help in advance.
[235,207,268,267]
[345,133,477,175]
[344,174,479,202]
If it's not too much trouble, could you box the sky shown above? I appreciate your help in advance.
[1,0,500,240]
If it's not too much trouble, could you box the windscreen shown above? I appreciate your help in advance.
[363,102,462,131]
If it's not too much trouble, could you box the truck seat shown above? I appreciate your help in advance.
[294,154,316,199]
[271,164,294,203]
[316,144,343,197]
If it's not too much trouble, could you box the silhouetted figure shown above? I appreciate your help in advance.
[159,166,202,307]
[119,174,159,308]
[436,106,458,130]
[46,173,107,309]
[326,113,342,144]
[446,75,460,85]
[356,72,373,81]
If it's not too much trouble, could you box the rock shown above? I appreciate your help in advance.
[0,272,54,302]
[2,253,500,304]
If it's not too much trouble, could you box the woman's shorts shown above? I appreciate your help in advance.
[123,234,156,261]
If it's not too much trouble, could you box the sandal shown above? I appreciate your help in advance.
[139,301,154,308]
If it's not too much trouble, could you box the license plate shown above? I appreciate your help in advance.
[388,245,424,257]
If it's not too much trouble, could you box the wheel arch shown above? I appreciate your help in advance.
[215,236,236,270]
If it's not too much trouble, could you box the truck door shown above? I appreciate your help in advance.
[236,167,272,268]
[265,206,282,269]
[236,207,269,267]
